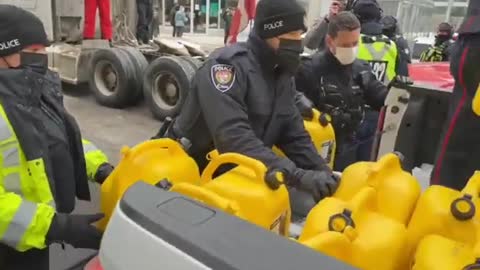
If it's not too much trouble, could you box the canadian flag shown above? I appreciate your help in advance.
[227,0,257,44]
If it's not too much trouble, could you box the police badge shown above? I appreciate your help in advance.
[211,64,236,92]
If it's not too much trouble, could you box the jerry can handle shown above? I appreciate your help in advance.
[462,172,480,198]
[201,153,268,185]
[170,183,239,215]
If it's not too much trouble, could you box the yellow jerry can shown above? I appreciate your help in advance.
[273,109,336,169]
[99,139,201,230]
[473,83,480,116]
[334,152,421,225]
[299,187,408,270]
[169,183,241,216]
[412,235,480,270]
[200,152,291,237]
[405,171,480,267]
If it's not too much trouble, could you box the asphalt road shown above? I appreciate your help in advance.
[50,84,161,270]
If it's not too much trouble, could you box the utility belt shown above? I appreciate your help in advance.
[322,103,365,138]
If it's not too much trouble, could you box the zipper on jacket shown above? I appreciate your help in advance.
[40,100,63,127]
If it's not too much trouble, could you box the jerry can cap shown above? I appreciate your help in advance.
[319,113,331,127]
[463,258,480,270]
[328,209,355,233]
[451,194,476,221]
[265,169,285,190]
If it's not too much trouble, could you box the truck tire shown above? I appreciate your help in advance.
[88,48,137,108]
[143,56,196,120]
[180,56,203,70]
[119,47,149,101]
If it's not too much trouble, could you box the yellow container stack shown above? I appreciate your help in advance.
[334,153,421,225]
[299,187,408,270]
[404,172,480,267]
[99,139,201,230]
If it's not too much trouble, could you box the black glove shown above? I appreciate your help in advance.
[295,92,315,120]
[95,163,114,185]
[395,75,413,85]
[355,70,374,90]
[388,75,414,89]
[47,213,104,250]
[290,169,340,202]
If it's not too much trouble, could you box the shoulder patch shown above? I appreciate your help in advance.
[211,64,236,92]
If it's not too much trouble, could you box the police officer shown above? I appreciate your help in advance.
[166,0,339,203]
[352,0,400,84]
[419,22,455,62]
[136,0,154,44]
[296,11,387,171]
[381,15,411,76]
[431,1,480,190]
[0,6,113,269]
[351,0,404,162]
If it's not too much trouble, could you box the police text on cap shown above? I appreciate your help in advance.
[0,39,21,51]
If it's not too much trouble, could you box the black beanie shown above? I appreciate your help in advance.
[0,5,49,57]
[254,0,307,39]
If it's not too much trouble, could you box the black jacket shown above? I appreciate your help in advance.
[295,50,387,140]
[170,34,329,174]
[0,69,90,213]
[392,35,411,76]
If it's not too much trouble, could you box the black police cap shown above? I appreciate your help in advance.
[0,5,49,57]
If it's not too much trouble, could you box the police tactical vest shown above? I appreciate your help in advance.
[419,41,450,62]
[358,34,398,84]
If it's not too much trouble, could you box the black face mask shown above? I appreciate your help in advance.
[19,52,49,74]
[276,39,304,75]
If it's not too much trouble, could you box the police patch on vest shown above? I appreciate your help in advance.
[211,64,236,92]
[368,60,388,82]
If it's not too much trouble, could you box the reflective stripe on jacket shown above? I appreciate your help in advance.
[0,105,107,252]
[358,34,398,84]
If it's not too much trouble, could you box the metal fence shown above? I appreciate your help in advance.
[378,0,436,40]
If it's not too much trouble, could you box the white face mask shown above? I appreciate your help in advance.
[334,46,358,65]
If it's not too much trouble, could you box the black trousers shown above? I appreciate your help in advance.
[137,2,153,43]
[0,245,49,270]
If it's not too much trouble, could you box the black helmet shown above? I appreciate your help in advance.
[352,0,382,22]
[381,16,397,30]
[438,22,453,33]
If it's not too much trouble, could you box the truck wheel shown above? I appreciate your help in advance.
[143,56,196,120]
[119,47,148,101]
[180,56,203,70]
[89,48,137,108]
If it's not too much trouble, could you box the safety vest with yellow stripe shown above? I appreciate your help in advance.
[0,105,108,252]
[358,34,398,84]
